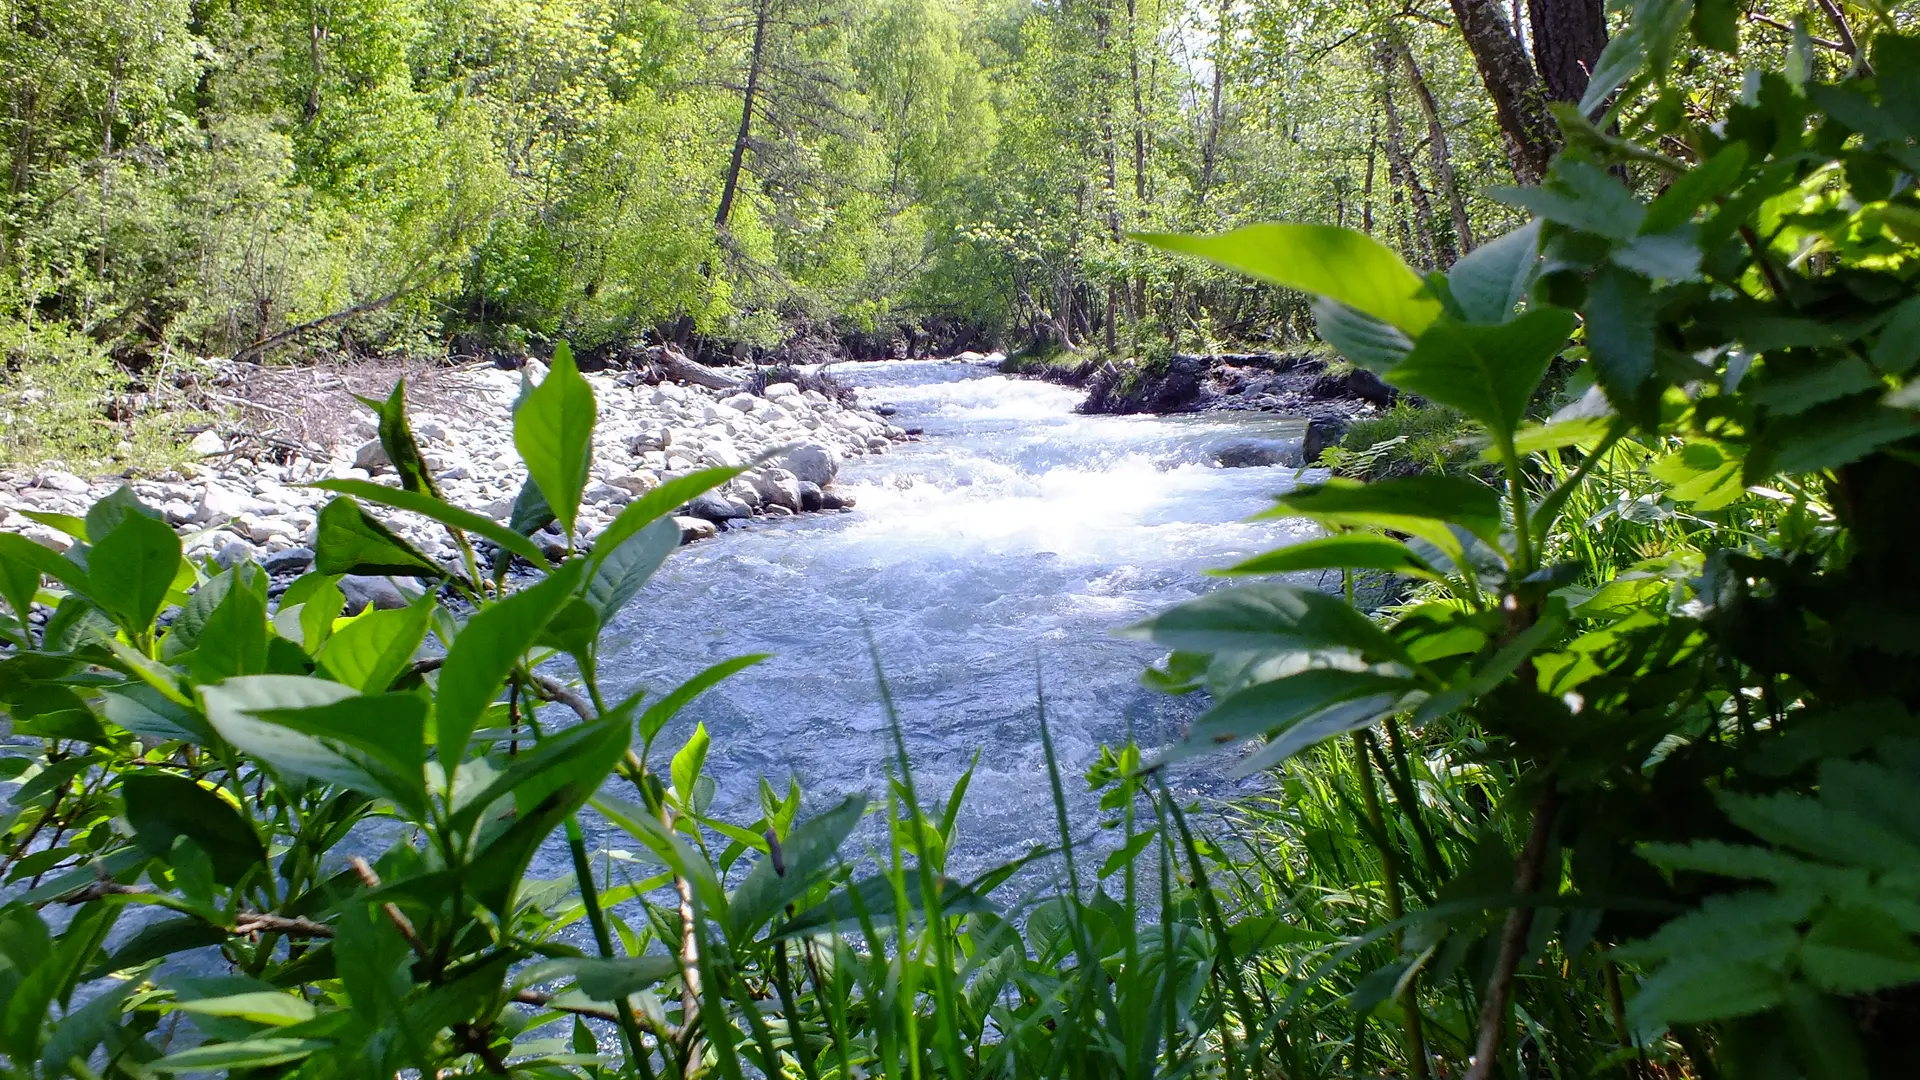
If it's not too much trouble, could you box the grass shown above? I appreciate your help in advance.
[1320,401,1479,479]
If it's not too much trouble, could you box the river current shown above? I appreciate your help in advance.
[588,358,1323,877]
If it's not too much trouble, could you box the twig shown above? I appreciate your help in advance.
[1744,13,1847,53]
[232,912,336,938]
[406,657,595,725]
[1465,787,1561,1080]
[349,855,429,961]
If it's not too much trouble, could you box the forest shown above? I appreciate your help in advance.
[5,0,1920,1074]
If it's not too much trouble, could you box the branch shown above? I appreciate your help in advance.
[1465,787,1561,1080]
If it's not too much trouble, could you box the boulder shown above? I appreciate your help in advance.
[32,470,92,494]
[763,382,801,401]
[780,442,840,487]
[263,546,315,575]
[196,485,275,523]
[1214,442,1288,468]
[687,491,752,523]
[609,471,660,497]
[584,482,632,506]
[675,515,718,544]
[745,468,803,512]
[1303,417,1350,466]
[797,481,825,512]
[353,439,390,473]
[339,575,416,612]
[189,429,225,456]
[820,489,857,511]
[214,539,260,568]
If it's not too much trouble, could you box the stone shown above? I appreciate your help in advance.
[780,442,840,487]
[32,470,91,494]
[237,512,299,544]
[263,546,315,575]
[196,485,274,523]
[701,442,744,469]
[763,382,801,400]
[339,574,417,612]
[415,419,450,441]
[820,489,857,511]
[1214,442,1288,468]
[353,439,390,473]
[675,515,718,544]
[761,504,794,517]
[866,436,892,451]
[584,482,632,506]
[746,468,803,512]
[189,429,225,455]
[1303,417,1350,466]
[609,471,660,497]
[797,481,825,512]
[214,539,260,568]
[439,465,471,481]
[160,500,196,526]
[687,491,752,523]
[723,393,758,412]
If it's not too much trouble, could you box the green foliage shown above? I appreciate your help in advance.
[1141,15,1920,1077]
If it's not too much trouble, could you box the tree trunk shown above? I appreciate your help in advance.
[1525,0,1607,104]
[1443,0,1556,184]
[1196,0,1229,203]
[1396,40,1475,257]
[1362,128,1378,235]
[715,0,772,232]
[1377,41,1443,266]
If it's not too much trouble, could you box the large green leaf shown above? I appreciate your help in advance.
[357,379,438,496]
[1154,667,1415,768]
[1493,161,1645,243]
[250,694,431,817]
[545,955,682,1002]
[671,721,710,804]
[0,535,68,633]
[1447,221,1540,324]
[122,773,266,886]
[317,595,435,693]
[1214,534,1441,579]
[432,558,585,762]
[1137,224,1442,335]
[1229,692,1414,777]
[448,716,632,834]
[86,510,182,635]
[584,515,679,622]
[514,343,598,539]
[728,793,868,940]
[313,498,446,579]
[1257,475,1504,545]
[188,573,268,684]
[1122,583,1419,667]
[1384,307,1576,439]
[311,479,549,568]
[1310,298,1414,373]
[148,1038,333,1072]
[1585,265,1657,408]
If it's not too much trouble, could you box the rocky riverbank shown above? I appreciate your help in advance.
[0,359,910,586]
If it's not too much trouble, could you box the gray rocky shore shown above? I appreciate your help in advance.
[1,360,909,587]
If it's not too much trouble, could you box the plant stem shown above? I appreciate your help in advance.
[1352,733,1429,1080]
[565,815,654,1078]
[1465,785,1560,1080]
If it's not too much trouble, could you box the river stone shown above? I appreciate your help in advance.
[780,442,839,487]
[32,470,92,494]
[214,539,260,568]
[584,482,631,506]
[353,439,390,473]
[339,574,416,611]
[820,489,856,511]
[675,515,718,544]
[263,546,315,575]
[1303,417,1349,466]
[1215,442,1287,468]
[189,429,225,455]
[797,481,825,512]
[196,485,274,523]
[609,471,660,496]
[687,492,752,523]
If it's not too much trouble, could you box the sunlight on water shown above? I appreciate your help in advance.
[587,359,1324,876]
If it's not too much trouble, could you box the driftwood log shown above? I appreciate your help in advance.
[652,345,740,391]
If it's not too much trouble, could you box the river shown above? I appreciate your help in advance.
[588,357,1323,877]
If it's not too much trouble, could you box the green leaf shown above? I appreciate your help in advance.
[251,694,431,817]
[638,654,769,746]
[312,479,549,569]
[1309,298,1414,373]
[1585,265,1657,410]
[1447,221,1541,324]
[584,516,680,622]
[1155,668,1415,769]
[360,379,438,496]
[0,535,63,633]
[1121,583,1419,667]
[199,676,415,799]
[1627,959,1787,1026]
[1136,224,1442,335]
[174,991,318,1026]
[1257,475,1504,545]
[671,722,710,804]
[1649,441,1746,509]
[122,773,266,886]
[591,464,751,561]
[514,342,598,539]
[83,486,164,543]
[1690,0,1740,53]
[771,874,993,940]
[1799,907,1920,994]
[313,498,447,579]
[0,902,118,1060]
[188,572,268,684]
[1493,160,1645,243]
[728,793,868,940]
[87,510,181,634]
[1213,534,1441,579]
[101,685,215,743]
[1385,307,1575,439]
[1642,143,1750,235]
[548,955,681,1001]
[433,558,586,762]
[1869,296,1920,376]
[448,717,632,834]
[508,475,555,537]
[317,595,435,693]
[149,1037,332,1072]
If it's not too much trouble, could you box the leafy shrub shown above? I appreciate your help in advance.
[1320,400,1477,479]
[1141,24,1920,1079]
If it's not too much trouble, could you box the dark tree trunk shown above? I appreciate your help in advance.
[1443,0,1557,183]
[1525,0,1607,103]
[1395,39,1475,257]
[715,0,772,232]
[1377,40,1444,267]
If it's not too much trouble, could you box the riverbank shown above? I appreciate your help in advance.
[0,357,910,584]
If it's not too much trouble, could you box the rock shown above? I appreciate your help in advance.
[339,574,416,612]
[745,468,803,512]
[761,504,793,517]
[237,512,299,544]
[1303,417,1350,466]
[196,485,274,523]
[866,436,892,451]
[609,471,660,497]
[820,489,856,511]
[687,492,752,522]
[439,465,471,481]
[780,442,840,487]
[189,429,225,456]
[797,481,825,512]
[160,500,196,526]
[762,382,801,401]
[584,482,632,506]
[723,393,758,412]
[675,515,718,544]
[1215,442,1288,468]
[263,546,315,575]
[214,539,260,568]
[353,439,389,473]
[414,419,450,441]
[33,470,92,494]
